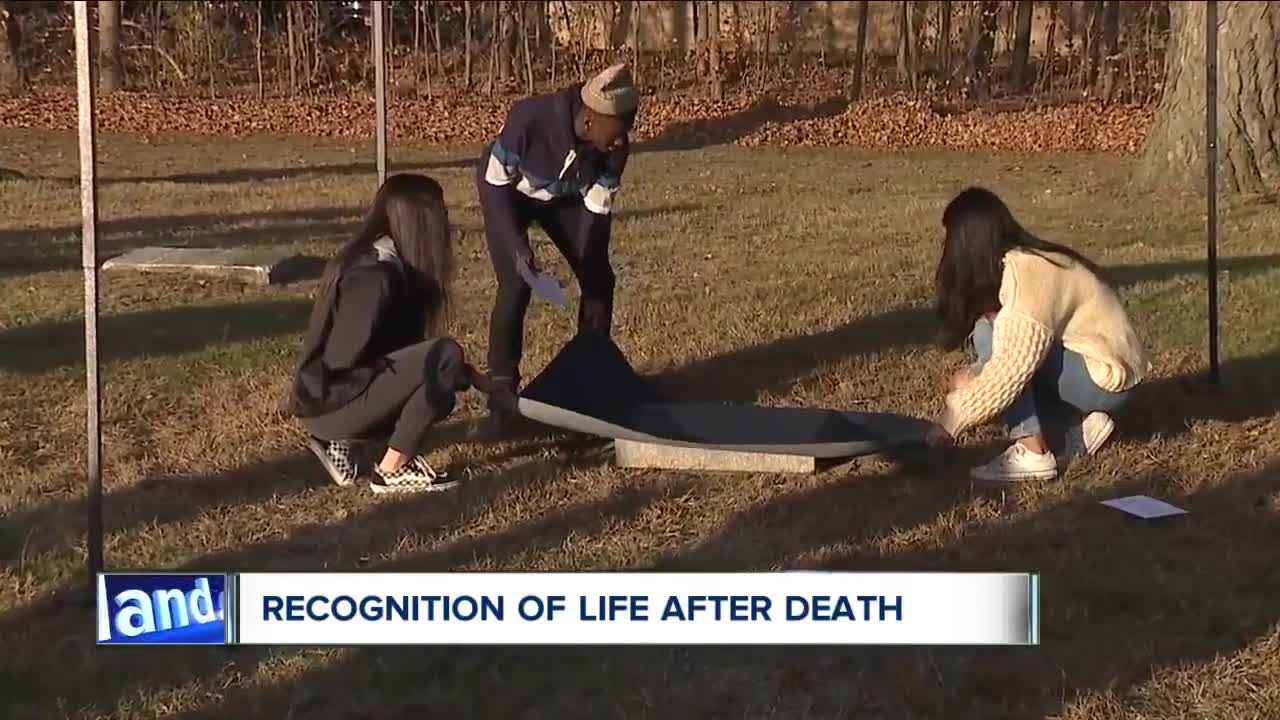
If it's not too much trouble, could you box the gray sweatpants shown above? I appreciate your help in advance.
[301,338,468,455]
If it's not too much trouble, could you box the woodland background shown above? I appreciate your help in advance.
[0,1,1163,154]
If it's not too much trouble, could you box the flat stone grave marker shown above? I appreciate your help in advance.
[614,438,821,474]
[101,246,322,285]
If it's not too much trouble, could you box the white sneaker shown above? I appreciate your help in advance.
[970,443,1059,483]
[1058,412,1116,471]
[1080,412,1116,454]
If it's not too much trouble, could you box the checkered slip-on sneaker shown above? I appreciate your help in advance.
[306,436,359,487]
[370,456,459,494]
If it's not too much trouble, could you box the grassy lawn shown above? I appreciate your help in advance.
[1,127,1278,719]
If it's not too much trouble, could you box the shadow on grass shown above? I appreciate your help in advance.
[0,298,313,374]
[0,203,702,278]
[0,207,362,277]
[1,252,1278,716]
[104,158,475,186]
[806,459,1280,718]
[11,158,475,188]
[635,95,849,153]
[0,446,667,719]
[656,253,1280,410]
[32,455,1279,718]
[1106,252,1280,288]
[0,451,318,575]
[1119,350,1280,443]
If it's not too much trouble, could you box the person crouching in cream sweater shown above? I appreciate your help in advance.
[925,187,1152,482]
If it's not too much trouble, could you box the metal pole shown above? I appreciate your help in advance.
[1205,0,1219,384]
[373,0,387,185]
[73,0,104,597]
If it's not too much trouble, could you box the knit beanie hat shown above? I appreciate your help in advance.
[580,63,639,117]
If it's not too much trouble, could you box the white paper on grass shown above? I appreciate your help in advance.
[516,263,570,307]
[1100,495,1187,519]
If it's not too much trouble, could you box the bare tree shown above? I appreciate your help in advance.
[287,2,298,90]
[432,1,444,80]
[896,1,918,92]
[0,0,22,95]
[630,0,641,84]
[1082,0,1103,88]
[939,0,952,76]
[967,0,998,98]
[759,1,771,87]
[708,1,722,99]
[1137,1,1279,194]
[1037,0,1058,93]
[487,0,499,94]
[849,0,869,101]
[1010,0,1034,90]
[205,1,216,98]
[100,0,123,93]
[464,0,473,87]
[255,1,264,100]
[518,1,534,93]
[1098,0,1121,101]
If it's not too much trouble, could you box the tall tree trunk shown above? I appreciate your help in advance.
[414,0,423,90]
[0,1,22,95]
[496,0,509,84]
[896,1,918,92]
[205,1,216,98]
[1097,0,1121,101]
[939,0,952,76]
[1136,1,1280,194]
[255,1,264,100]
[519,1,534,93]
[967,0,998,98]
[630,0,641,84]
[896,1,910,83]
[464,0,473,88]
[1082,0,1103,89]
[708,0,722,99]
[99,0,122,93]
[414,1,422,59]
[849,0,869,101]
[311,0,322,87]
[433,1,445,80]
[487,1,499,94]
[1038,0,1058,93]
[759,1,770,87]
[1010,0,1034,90]
[287,2,298,91]
[424,4,435,97]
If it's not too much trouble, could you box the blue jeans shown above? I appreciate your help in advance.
[970,318,1131,440]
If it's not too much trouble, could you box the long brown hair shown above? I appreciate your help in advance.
[311,173,455,338]
[935,187,1108,350]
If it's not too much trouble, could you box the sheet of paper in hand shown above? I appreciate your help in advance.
[516,263,570,307]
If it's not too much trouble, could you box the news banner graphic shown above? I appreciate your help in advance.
[98,571,1039,646]
[97,572,232,645]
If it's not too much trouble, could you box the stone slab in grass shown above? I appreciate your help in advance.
[614,437,819,474]
[101,246,323,285]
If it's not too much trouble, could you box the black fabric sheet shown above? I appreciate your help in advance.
[518,333,931,457]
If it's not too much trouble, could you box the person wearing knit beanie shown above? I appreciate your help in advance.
[472,63,641,438]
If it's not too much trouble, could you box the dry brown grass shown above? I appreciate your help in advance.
[1,127,1278,719]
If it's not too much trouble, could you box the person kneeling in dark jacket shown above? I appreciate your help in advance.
[289,173,514,493]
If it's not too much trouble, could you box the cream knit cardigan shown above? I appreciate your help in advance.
[937,248,1152,437]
